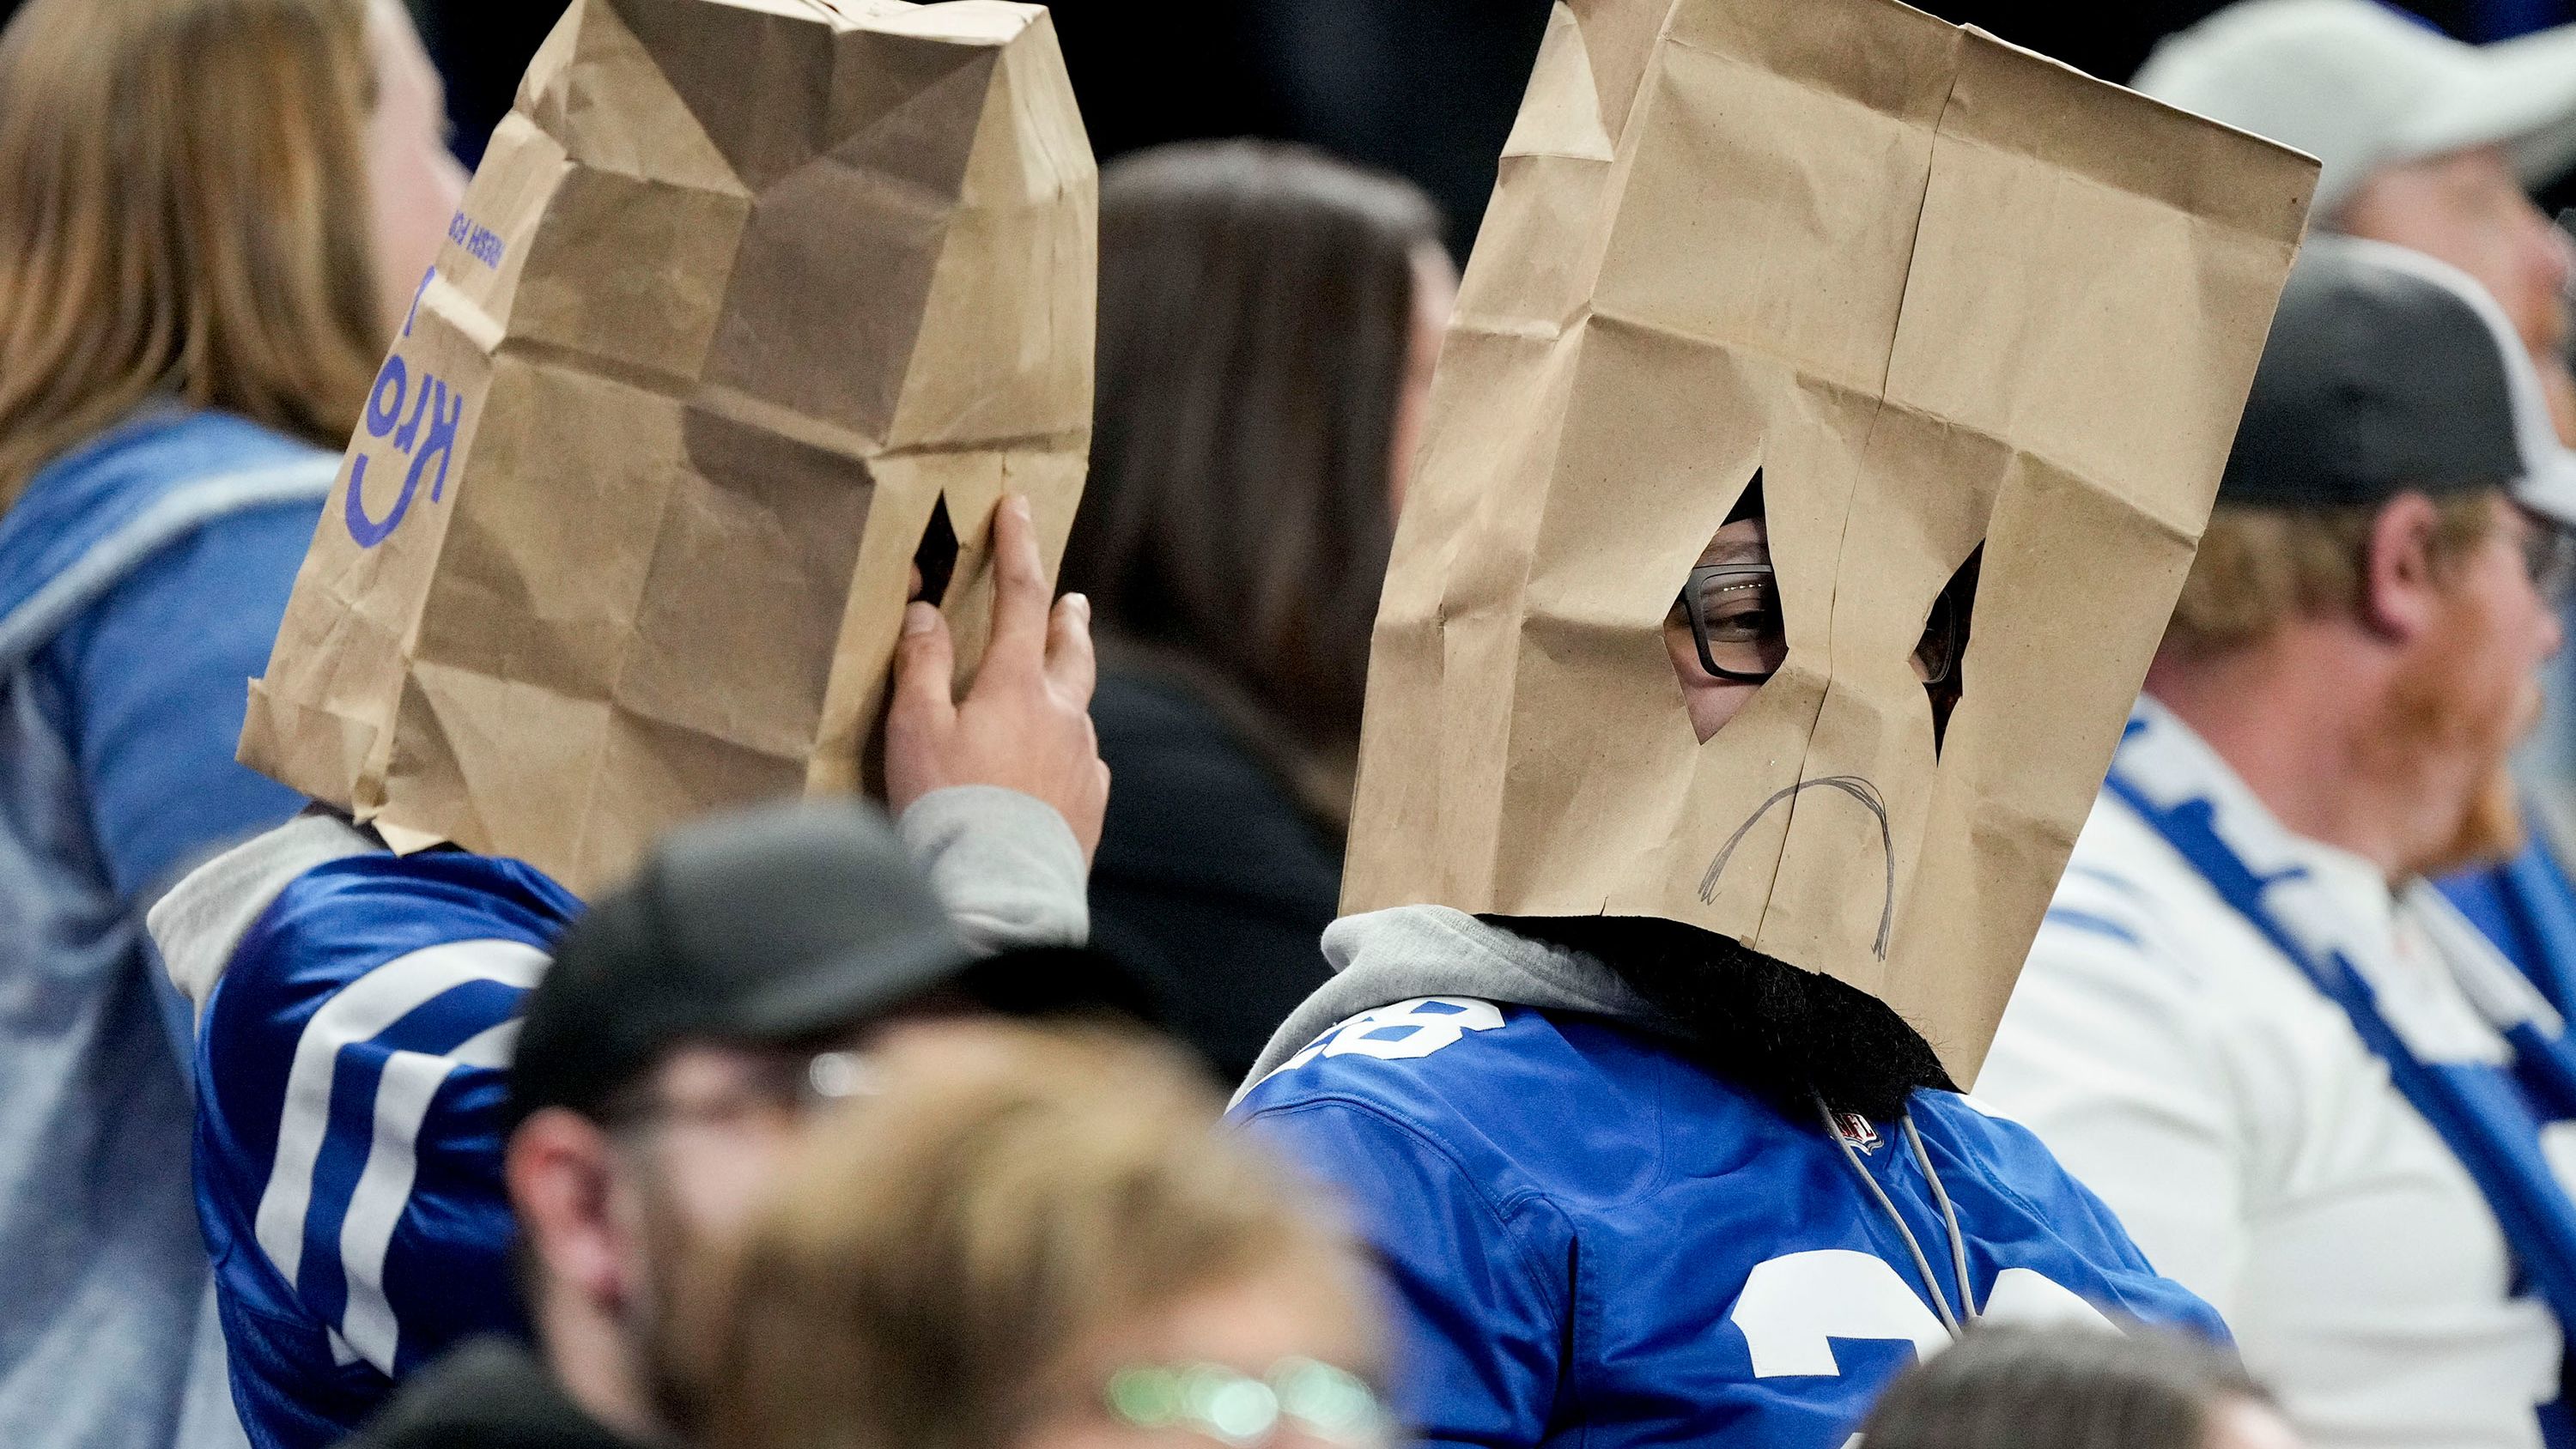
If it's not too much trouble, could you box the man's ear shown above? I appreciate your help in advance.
[505,1108,631,1313]
[2359,492,2448,643]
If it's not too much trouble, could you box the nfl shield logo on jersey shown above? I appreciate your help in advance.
[1831,1112,1881,1155]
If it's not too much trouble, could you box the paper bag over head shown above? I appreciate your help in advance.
[238,0,1097,899]
[1340,0,2319,1080]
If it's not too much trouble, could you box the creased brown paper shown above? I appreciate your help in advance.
[1340,0,2318,1079]
[239,0,1095,898]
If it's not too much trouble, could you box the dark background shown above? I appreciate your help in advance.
[0,0,2563,245]
[390,0,2576,255]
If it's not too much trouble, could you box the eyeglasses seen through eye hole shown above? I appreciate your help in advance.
[1674,563,1961,687]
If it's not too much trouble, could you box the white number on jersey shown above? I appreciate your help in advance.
[1281,997,1507,1072]
[1730,1250,2116,1378]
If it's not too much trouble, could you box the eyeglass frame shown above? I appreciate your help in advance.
[1102,1357,1391,1449]
[2512,499,2576,605]
[590,1045,881,1134]
[1674,562,1963,687]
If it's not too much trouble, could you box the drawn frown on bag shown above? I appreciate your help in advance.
[1338,0,2318,1080]
[239,0,1096,899]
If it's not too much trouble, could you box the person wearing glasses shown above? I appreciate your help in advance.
[2132,0,2576,1046]
[684,1022,1390,1449]
[150,499,1118,1449]
[1667,477,1970,747]
[325,806,1145,1449]
[1228,378,2217,1445]
[1978,239,2576,1449]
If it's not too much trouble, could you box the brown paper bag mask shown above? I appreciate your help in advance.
[1340,0,2318,1080]
[238,0,1095,898]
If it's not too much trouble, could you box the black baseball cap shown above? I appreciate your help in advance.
[2220,235,2576,525]
[507,798,1147,1129]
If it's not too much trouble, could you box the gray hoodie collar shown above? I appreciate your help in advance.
[1234,905,1658,1102]
[147,812,384,1013]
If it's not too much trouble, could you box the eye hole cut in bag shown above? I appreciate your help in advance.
[914,495,960,609]
[1686,543,1977,958]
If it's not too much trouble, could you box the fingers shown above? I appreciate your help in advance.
[888,601,957,737]
[983,495,1052,667]
[1045,592,1097,705]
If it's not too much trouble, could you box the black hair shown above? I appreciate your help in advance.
[1499,914,1953,1123]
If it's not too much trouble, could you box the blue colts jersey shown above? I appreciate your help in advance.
[191,851,580,1449]
[1234,998,2228,1449]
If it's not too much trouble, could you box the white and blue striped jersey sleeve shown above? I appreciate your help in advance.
[191,852,580,1449]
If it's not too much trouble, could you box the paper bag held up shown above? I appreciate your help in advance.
[239,0,1097,898]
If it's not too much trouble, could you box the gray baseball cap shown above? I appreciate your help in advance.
[2135,0,2576,218]
[2222,235,2576,524]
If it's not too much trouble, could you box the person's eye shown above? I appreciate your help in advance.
[1703,596,1781,641]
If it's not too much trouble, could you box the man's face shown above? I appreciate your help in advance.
[615,1045,823,1243]
[2341,145,2576,436]
[2388,498,2567,875]
[614,1035,908,1406]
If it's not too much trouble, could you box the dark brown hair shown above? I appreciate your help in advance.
[0,0,382,504]
[1063,140,1443,802]
[1859,1326,2272,1449]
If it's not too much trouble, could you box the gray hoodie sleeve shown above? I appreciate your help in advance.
[146,812,386,1014]
[153,790,1086,1016]
[895,785,1089,952]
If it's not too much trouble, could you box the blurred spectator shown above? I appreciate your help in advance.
[0,0,460,1445]
[325,803,1145,1449]
[1063,141,1453,1082]
[687,1021,1388,1449]
[1979,239,2576,1447]
[152,498,1114,1449]
[2134,0,2576,436]
[2134,0,2576,1160]
[1858,1329,2300,1449]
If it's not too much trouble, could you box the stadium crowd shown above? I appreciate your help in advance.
[8,0,2576,1447]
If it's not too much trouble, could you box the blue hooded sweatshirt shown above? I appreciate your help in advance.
[0,407,333,1449]
[1231,906,2227,1449]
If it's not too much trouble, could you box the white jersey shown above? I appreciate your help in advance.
[1978,706,2561,1449]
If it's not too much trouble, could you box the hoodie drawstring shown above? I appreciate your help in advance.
[1814,1094,1975,1337]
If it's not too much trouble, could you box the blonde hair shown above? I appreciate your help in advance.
[2164,493,2500,657]
[691,1024,1370,1449]
[0,0,383,504]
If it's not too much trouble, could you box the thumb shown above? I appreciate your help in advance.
[890,601,957,737]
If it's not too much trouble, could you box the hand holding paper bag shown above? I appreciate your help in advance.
[1342,0,2321,1080]
[886,496,1110,861]
[238,0,1096,898]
